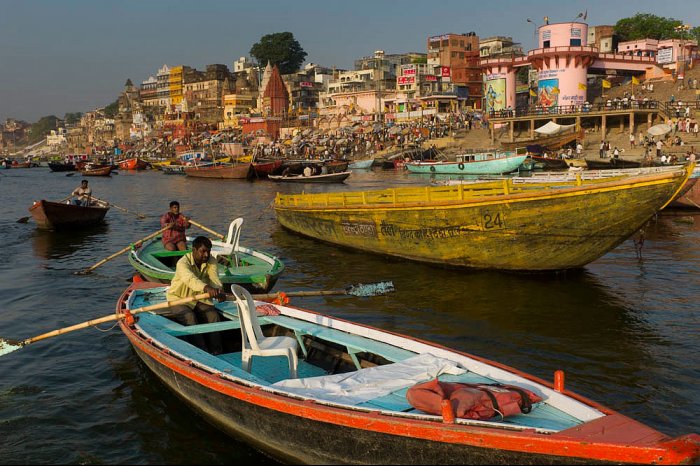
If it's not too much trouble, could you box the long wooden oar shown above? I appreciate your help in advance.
[252,281,395,300]
[0,292,212,357]
[188,219,225,240]
[92,197,146,219]
[17,195,73,223]
[75,226,170,275]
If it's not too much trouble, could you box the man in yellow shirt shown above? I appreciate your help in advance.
[164,236,225,354]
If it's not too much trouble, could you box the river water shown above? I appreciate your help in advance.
[0,167,698,464]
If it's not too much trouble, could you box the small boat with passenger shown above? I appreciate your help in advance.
[128,218,284,293]
[28,199,109,230]
[116,282,700,464]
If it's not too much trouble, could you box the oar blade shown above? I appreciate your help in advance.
[346,281,395,297]
[0,338,24,357]
[16,217,30,224]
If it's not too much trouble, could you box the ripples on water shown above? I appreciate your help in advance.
[0,168,698,463]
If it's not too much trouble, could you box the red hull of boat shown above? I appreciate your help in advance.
[184,163,252,179]
[118,158,149,170]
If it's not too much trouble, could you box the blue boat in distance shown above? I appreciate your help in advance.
[405,151,527,175]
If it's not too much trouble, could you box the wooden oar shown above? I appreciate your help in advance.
[0,292,212,357]
[251,281,395,300]
[74,226,170,275]
[92,197,146,219]
[188,219,225,240]
[17,195,73,223]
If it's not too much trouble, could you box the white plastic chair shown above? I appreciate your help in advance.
[213,218,243,266]
[232,284,298,379]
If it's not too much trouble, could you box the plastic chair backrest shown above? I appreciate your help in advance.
[232,285,263,352]
[225,218,244,252]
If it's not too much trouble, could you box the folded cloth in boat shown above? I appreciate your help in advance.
[271,353,466,405]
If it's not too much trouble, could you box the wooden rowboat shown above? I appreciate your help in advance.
[118,157,149,170]
[117,282,700,464]
[273,165,693,271]
[184,163,252,179]
[28,200,109,230]
[585,158,643,170]
[80,165,112,176]
[252,160,283,178]
[268,171,351,183]
[128,220,284,292]
[48,162,76,172]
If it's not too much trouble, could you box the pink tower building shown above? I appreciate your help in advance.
[529,21,597,109]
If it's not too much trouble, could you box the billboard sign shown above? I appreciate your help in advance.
[401,64,416,76]
[300,81,313,88]
[657,47,674,64]
[397,76,416,85]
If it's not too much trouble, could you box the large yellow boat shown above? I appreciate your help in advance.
[274,164,693,271]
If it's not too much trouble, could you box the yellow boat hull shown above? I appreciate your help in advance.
[274,166,692,271]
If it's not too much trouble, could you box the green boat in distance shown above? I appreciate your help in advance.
[405,151,527,175]
[128,219,284,293]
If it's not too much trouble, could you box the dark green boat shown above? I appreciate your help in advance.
[128,233,284,293]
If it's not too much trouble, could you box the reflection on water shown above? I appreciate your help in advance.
[32,224,110,261]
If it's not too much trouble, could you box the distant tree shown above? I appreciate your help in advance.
[104,99,119,119]
[28,115,59,144]
[64,112,83,125]
[615,13,689,41]
[250,32,307,74]
[412,56,428,64]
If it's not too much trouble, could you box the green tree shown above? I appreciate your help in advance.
[250,32,307,74]
[28,115,59,144]
[104,99,119,118]
[64,112,83,125]
[615,13,688,41]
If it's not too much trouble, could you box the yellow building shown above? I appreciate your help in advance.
[169,65,184,108]
[222,92,256,129]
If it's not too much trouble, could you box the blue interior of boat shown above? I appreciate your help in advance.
[131,290,582,432]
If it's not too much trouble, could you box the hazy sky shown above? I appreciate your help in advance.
[1,0,699,122]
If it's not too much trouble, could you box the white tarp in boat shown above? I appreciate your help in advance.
[534,121,577,135]
[271,353,466,405]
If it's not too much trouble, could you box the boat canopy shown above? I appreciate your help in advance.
[534,121,577,135]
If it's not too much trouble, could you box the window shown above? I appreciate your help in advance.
[543,40,550,48]
[570,39,581,46]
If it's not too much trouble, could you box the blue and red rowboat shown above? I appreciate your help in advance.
[117,282,700,464]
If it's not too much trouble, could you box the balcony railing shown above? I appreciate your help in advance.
[488,100,661,119]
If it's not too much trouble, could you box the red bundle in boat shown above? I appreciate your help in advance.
[406,379,543,420]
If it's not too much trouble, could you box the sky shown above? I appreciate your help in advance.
[1,0,699,123]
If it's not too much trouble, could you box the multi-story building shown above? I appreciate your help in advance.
[479,37,524,59]
[283,64,334,114]
[183,64,235,123]
[169,66,185,109]
[140,76,159,107]
[588,25,616,53]
[156,64,171,108]
[427,32,482,107]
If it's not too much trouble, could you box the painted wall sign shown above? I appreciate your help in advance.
[657,47,674,64]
